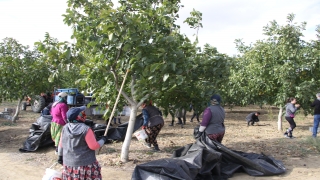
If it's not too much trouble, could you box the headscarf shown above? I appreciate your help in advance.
[68,111,87,123]
[66,106,87,123]
[210,94,221,105]
[52,97,67,107]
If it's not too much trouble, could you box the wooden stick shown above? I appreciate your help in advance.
[98,69,129,154]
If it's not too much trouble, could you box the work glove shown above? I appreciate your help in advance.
[194,131,203,139]
[141,126,146,130]
[58,156,63,165]
[101,135,108,143]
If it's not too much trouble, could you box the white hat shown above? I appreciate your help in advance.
[58,92,68,98]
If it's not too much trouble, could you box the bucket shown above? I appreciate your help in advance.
[134,129,148,141]
[42,166,62,180]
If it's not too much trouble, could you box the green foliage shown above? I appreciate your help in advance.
[35,33,85,90]
[60,0,230,117]
[184,8,203,42]
[0,38,52,102]
[228,14,320,114]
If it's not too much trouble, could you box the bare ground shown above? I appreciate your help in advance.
[0,102,320,180]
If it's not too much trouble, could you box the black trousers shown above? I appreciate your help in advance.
[285,117,296,136]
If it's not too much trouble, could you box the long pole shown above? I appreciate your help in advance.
[98,69,129,153]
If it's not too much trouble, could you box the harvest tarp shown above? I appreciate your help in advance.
[19,114,144,152]
[132,131,286,180]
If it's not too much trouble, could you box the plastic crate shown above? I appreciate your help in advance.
[67,95,76,105]
[56,88,78,94]
[54,88,79,102]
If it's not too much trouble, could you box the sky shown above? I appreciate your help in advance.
[0,0,319,56]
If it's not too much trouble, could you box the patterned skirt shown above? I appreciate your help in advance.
[62,161,102,180]
[51,122,64,147]
[207,132,225,143]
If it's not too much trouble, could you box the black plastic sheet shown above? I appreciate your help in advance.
[19,114,144,152]
[132,130,286,180]
[19,115,54,152]
[94,114,144,142]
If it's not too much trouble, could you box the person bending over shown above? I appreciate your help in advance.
[141,100,164,151]
[246,112,261,126]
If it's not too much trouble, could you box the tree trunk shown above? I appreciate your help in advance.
[169,109,175,125]
[277,106,283,131]
[12,98,22,123]
[182,108,187,124]
[120,105,138,162]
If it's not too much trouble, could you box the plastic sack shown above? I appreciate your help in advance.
[42,162,62,180]
[42,168,62,180]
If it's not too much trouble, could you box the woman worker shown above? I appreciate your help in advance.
[57,106,107,179]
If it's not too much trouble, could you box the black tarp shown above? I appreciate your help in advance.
[132,131,286,180]
[19,114,144,152]
[19,115,54,152]
[94,114,144,142]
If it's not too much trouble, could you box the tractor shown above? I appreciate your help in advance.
[21,88,87,113]
[21,92,54,113]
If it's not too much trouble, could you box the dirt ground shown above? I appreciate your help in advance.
[0,102,320,180]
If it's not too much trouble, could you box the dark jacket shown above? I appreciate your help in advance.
[246,112,259,122]
[311,99,320,115]
[142,105,164,127]
[205,105,225,134]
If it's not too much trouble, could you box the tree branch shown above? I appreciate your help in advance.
[121,90,135,105]
[130,74,136,98]
[110,68,119,89]
[137,94,150,107]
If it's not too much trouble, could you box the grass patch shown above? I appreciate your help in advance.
[106,148,117,153]
[0,122,17,127]
[304,137,320,152]
[26,158,35,161]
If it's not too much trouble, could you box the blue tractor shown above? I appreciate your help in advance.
[23,88,89,113]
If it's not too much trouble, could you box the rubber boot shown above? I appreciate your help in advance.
[190,114,195,122]
[180,118,184,128]
[153,144,160,151]
[176,118,182,124]
[169,119,174,126]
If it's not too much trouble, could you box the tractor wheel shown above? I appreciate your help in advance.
[31,95,46,113]
[21,102,27,111]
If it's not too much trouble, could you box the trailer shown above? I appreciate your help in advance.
[22,88,107,116]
